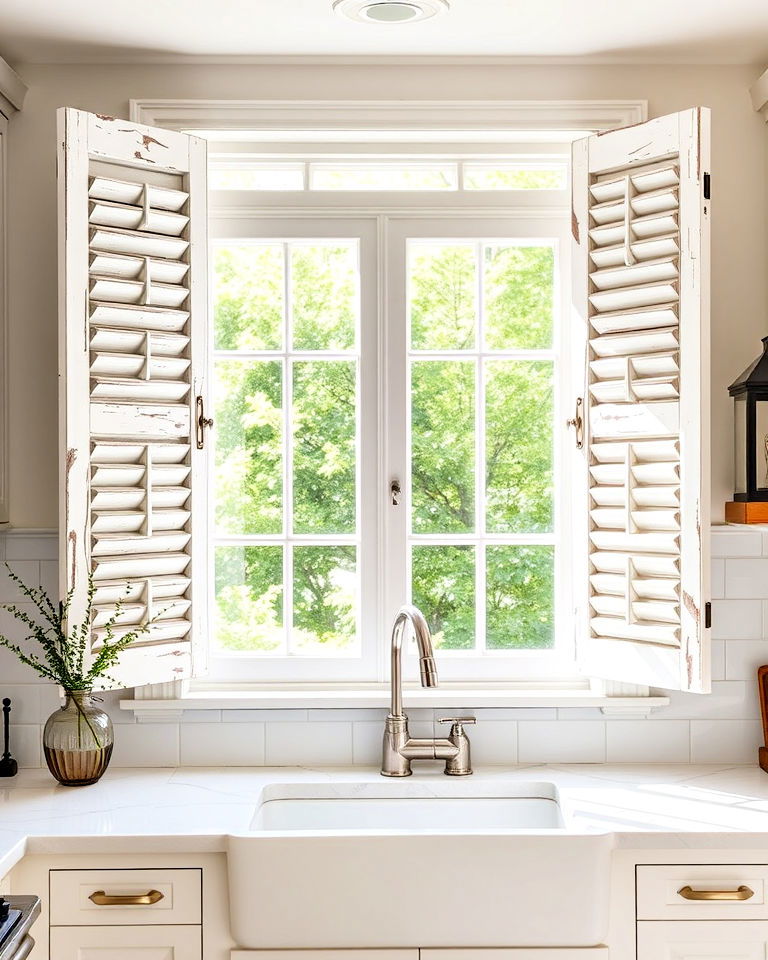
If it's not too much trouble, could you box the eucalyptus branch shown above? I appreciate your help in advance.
[0,563,151,690]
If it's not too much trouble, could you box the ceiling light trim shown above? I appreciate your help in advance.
[332,0,449,24]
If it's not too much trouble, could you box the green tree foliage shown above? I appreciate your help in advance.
[212,239,555,655]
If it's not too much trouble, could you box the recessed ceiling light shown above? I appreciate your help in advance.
[333,0,449,24]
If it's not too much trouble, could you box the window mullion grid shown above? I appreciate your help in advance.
[475,240,487,655]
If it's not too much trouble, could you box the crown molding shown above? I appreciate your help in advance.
[131,98,647,135]
[0,56,26,115]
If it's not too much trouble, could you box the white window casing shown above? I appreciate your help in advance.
[570,108,711,693]
[58,108,208,688]
[56,100,707,704]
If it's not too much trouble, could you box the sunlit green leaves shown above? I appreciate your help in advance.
[410,243,476,350]
[484,244,555,350]
[291,243,357,350]
[486,546,554,649]
[292,547,357,653]
[412,545,475,650]
[215,546,283,652]
[411,360,475,534]
[214,359,282,535]
[293,361,356,534]
[214,244,284,351]
[485,360,553,534]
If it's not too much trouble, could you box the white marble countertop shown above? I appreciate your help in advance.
[4,763,768,878]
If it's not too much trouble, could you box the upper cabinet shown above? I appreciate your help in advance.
[0,55,26,525]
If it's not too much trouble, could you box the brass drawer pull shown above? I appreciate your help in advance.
[677,885,755,902]
[89,889,164,906]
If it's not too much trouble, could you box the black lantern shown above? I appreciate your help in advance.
[727,336,768,521]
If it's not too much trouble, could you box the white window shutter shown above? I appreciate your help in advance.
[571,108,711,693]
[58,109,208,688]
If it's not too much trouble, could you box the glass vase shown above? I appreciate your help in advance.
[43,690,114,786]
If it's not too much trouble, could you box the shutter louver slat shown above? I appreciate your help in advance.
[571,108,710,693]
[60,110,207,689]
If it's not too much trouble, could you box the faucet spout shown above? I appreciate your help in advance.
[389,604,437,719]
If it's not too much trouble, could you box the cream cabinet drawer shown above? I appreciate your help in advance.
[637,865,768,920]
[637,921,768,960]
[50,924,202,959]
[49,867,202,926]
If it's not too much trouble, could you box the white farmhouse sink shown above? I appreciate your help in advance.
[252,791,563,831]
[228,781,613,950]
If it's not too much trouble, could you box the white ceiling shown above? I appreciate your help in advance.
[1,0,768,64]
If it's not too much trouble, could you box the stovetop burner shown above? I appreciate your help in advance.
[0,896,40,958]
[0,900,21,948]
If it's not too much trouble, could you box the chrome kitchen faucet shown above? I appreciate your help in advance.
[381,604,475,777]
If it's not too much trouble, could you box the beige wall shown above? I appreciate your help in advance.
[4,61,766,526]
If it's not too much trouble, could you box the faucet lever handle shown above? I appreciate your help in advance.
[437,716,476,735]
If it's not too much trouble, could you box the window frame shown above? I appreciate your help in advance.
[206,171,575,685]
[384,217,575,682]
[126,98,653,697]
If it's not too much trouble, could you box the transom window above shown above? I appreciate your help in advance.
[209,156,568,193]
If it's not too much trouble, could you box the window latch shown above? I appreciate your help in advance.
[390,479,402,506]
[566,397,584,449]
[196,395,214,450]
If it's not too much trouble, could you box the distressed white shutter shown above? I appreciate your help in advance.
[58,109,208,688]
[571,108,711,693]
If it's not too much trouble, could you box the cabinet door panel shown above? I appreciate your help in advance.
[637,920,768,960]
[49,924,201,959]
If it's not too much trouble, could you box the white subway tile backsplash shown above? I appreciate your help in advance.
[712,599,763,639]
[0,562,41,602]
[4,528,768,769]
[180,722,264,766]
[654,681,760,720]
[8,724,41,768]
[4,535,57,561]
[352,721,384,765]
[222,709,308,723]
[712,528,763,558]
[606,720,690,763]
[725,558,768,598]
[266,721,353,765]
[0,684,40,723]
[711,640,726,681]
[690,719,763,763]
[468,721,518,765]
[111,723,179,767]
[725,640,768,681]
[518,720,606,763]
[711,558,726,599]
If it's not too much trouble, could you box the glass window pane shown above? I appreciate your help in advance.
[214,359,282,535]
[214,545,284,652]
[291,242,357,351]
[485,360,553,534]
[210,163,304,191]
[292,546,357,653]
[293,360,356,534]
[411,360,475,534]
[486,545,554,649]
[464,162,567,191]
[409,243,476,350]
[412,545,475,650]
[484,243,555,350]
[213,244,284,351]
[310,162,457,191]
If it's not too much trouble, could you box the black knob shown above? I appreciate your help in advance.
[0,897,9,922]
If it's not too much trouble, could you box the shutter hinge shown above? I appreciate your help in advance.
[704,601,712,629]
[703,172,711,200]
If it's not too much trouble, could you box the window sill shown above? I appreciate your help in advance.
[119,683,669,720]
